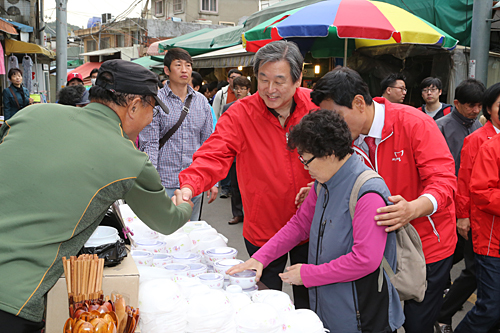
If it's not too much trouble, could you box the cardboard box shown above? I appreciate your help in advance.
[45,253,139,333]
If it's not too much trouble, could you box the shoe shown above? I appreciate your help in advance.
[220,190,229,199]
[435,322,453,333]
[228,216,243,225]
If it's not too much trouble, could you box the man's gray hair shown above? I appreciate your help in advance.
[253,41,303,83]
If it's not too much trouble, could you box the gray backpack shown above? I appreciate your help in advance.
[349,170,427,302]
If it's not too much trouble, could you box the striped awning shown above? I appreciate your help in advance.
[191,45,255,68]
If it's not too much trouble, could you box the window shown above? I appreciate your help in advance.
[86,40,96,52]
[173,0,183,13]
[116,35,125,47]
[100,37,110,50]
[155,0,164,17]
[201,0,217,13]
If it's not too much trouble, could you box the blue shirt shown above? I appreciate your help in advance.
[139,82,213,188]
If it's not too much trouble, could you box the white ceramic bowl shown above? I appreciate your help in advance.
[213,258,244,280]
[133,239,168,253]
[172,252,202,264]
[164,263,190,282]
[191,234,228,256]
[204,247,238,266]
[131,250,154,267]
[236,303,281,332]
[229,270,257,290]
[188,263,208,277]
[189,227,217,245]
[152,253,173,267]
[197,273,225,289]
[84,226,119,247]
[181,220,210,233]
[285,309,326,333]
[162,232,192,253]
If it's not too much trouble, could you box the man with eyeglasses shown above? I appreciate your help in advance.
[139,48,216,222]
[0,59,193,332]
[213,68,243,119]
[380,73,407,104]
[417,77,453,121]
[434,78,485,333]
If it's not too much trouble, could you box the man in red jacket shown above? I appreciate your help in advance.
[311,67,457,333]
[179,41,316,308]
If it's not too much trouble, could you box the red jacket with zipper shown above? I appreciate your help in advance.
[456,121,498,219]
[179,88,315,247]
[353,98,457,264]
[470,134,500,257]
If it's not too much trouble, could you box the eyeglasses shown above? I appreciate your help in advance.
[389,86,407,93]
[145,98,160,117]
[298,155,316,167]
[422,87,439,93]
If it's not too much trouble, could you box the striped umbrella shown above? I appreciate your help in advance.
[243,0,458,62]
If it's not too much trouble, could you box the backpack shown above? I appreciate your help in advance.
[349,170,427,302]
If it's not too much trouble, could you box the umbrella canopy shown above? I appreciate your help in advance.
[158,28,213,53]
[244,0,458,59]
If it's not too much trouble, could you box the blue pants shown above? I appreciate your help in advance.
[455,254,500,333]
[166,188,202,221]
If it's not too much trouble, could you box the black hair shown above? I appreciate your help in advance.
[420,77,443,91]
[288,109,354,160]
[163,48,193,69]
[207,81,218,91]
[199,84,208,95]
[380,73,406,92]
[311,67,373,108]
[455,79,485,105]
[482,82,500,121]
[233,76,251,90]
[227,69,243,78]
[217,81,229,90]
[8,68,23,80]
[191,71,203,89]
[89,72,151,107]
[58,85,87,106]
[90,68,99,77]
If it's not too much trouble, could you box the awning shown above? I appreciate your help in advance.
[173,26,244,56]
[158,28,213,53]
[0,18,33,33]
[0,19,18,35]
[147,41,166,56]
[192,44,255,68]
[80,46,138,59]
[5,39,56,59]
[131,56,164,74]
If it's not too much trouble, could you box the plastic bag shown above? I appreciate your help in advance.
[79,239,128,267]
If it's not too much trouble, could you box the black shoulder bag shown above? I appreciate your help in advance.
[158,94,193,150]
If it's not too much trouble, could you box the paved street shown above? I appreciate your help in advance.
[200,191,474,331]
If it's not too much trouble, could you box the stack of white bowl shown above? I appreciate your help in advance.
[236,303,283,333]
[284,309,328,333]
[139,279,188,333]
[118,204,160,239]
[186,289,235,333]
[84,226,120,248]
[204,247,238,268]
[133,238,168,254]
[252,290,295,319]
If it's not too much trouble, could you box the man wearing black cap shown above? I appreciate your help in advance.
[0,59,192,332]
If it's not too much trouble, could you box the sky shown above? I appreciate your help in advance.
[44,0,144,29]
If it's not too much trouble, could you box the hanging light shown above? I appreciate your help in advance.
[238,66,243,70]
[314,65,320,74]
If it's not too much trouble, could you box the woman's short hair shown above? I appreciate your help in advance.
[233,76,251,90]
[482,82,500,121]
[288,109,353,160]
[8,68,23,80]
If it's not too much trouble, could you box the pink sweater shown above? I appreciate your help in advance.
[252,189,388,288]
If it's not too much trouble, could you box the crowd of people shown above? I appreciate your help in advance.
[1,39,500,333]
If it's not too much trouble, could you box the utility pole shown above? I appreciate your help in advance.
[469,1,493,85]
[56,0,68,92]
[39,0,45,46]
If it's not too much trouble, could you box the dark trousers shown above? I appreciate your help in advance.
[244,238,310,309]
[220,171,231,193]
[0,310,44,333]
[403,255,454,333]
[438,231,477,325]
[455,255,500,333]
[229,162,243,218]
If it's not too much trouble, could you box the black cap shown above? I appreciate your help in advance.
[95,59,169,114]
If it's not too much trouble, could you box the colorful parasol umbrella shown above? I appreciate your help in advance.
[243,0,458,62]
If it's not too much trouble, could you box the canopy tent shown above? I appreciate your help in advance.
[131,56,164,74]
[67,62,102,85]
[158,28,213,53]
[172,26,243,56]
[192,44,255,68]
[0,19,18,35]
[5,38,55,59]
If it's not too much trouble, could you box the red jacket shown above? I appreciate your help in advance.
[456,121,498,219]
[353,98,457,264]
[179,88,316,247]
[470,134,500,257]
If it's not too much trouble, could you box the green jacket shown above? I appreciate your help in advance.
[0,102,191,322]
